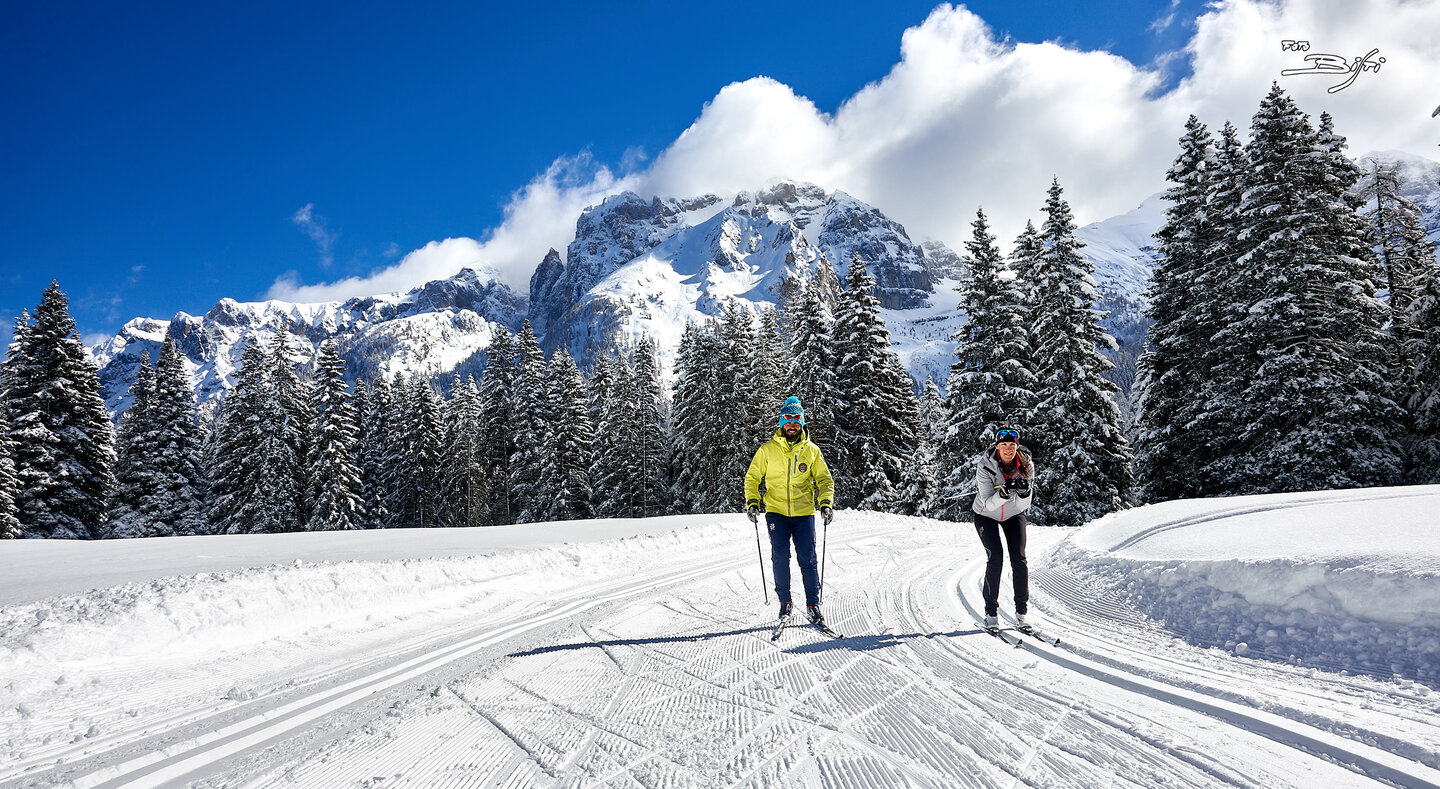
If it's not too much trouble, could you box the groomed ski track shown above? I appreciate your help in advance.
[7,507,1440,788]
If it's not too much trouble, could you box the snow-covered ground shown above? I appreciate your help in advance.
[3,489,1439,788]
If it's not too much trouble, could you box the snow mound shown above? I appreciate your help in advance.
[1051,487,1440,684]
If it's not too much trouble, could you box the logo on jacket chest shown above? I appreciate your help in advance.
[797,463,808,474]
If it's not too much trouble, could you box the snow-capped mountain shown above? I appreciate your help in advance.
[89,152,1439,417]
[91,268,527,418]
[532,181,953,372]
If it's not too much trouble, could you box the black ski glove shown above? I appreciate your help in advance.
[994,485,1010,500]
[746,503,760,523]
[820,506,834,526]
[1011,477,1031,496]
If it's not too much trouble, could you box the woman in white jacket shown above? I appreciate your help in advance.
[972,425,1034,630]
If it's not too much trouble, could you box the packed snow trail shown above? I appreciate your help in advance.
[3,500,1438,788]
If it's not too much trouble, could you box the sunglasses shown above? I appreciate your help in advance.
[996,429,1019,441]
[780,413,803,422]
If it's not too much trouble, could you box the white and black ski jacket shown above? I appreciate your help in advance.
[971,445,1034,522]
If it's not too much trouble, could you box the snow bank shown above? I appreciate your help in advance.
[0,519,740,710]
[1051,487,1440,684]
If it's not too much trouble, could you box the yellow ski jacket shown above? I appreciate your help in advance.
[743,429,835,517]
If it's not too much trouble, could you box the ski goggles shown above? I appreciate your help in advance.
[780,413,804,423]
[995,429,1020,442]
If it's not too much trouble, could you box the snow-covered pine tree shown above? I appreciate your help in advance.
[1029,179,1134,527]
[151,337,207,535]
[785,274,840,463]
[1411,251,1440,482]
[304,340,362,531]
[1220,87,1402,493]
[1182,120,1250,494]
[1008,221,1044,308]
[833,252,919,509]
[670,323,723,513]
[353,377,393,527]
[208,339,301,533]
[631,336,669,516]
[0,407,19,539]
[479,326,519,524]
[268,328,311,524]
[718,302,761,510]
[1358,160,1436,416]
[935,209,1038,519]
[752,306,792,438]
[388,374,445,527]
[593,357,641,517]
[896,427,938,518]
[918,375,944,446]
[439,374,488,527]
[1,283,116,538]
[509,321,551,523]
[587,355,614,430]
[544,349,594,521]
[109,352,160,537]
[1134,115,1216,503]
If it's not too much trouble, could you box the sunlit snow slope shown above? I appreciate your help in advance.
[2,489,1439,788]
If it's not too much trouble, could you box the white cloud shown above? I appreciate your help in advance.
[292,203,337,268]
[269,154,631,301]
[272,0,1440,304]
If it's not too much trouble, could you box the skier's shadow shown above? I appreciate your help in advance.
[784,628,986,654]
[508,626,772,657]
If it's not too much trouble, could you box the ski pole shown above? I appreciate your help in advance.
[753,516,770,604]
[819,511,829,605]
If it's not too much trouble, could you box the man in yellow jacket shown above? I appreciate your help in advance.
[744,396,836,627]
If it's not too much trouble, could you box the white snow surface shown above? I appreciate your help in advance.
[4,489,1440,787]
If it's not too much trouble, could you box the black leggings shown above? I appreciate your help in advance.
[974,513,1028,618]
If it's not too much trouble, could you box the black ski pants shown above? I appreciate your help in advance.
[974,513,1028,618]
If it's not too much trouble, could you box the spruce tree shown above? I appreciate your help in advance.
[1134,115,1216,503]
[786,275,840,462]
[440,374,489,527]
[151,337,206,534]
[387,375,445,527]
[545,349,595,521]
[936,209,1037,519]
[833,252,919,509]
[268,329,311,524]
[479,327,519,524]
[1220,86,1402,493]
[509,321,551,523]
[0,405,24,538]
[670,323,723,513]
[1359,160,1436,429]
[353,377,393,527]
[1,283,116,538]
[718,302,760,510]
[593,358,641,517]
[1411,256,1440,482]
[1030,179,1134,526]
[631,336,669,516]
[1186,121,1250,494]
[752,306,792,437]
[109,353,160,536]
[305,340,362,530]
[209,339,300,533]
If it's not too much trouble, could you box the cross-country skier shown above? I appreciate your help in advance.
[744,396,836,629]
[973,425,1035,631]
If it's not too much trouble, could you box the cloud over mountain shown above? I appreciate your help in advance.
[269,0,1440,304]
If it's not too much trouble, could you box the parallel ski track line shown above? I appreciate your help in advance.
[949,556,1440,789]
[22,549,746,789]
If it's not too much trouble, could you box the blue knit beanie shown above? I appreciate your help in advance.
[778,396,805,428]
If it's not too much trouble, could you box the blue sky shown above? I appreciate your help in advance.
[11,0,1429,347]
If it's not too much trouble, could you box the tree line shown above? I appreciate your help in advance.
[2,85,1437,539]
